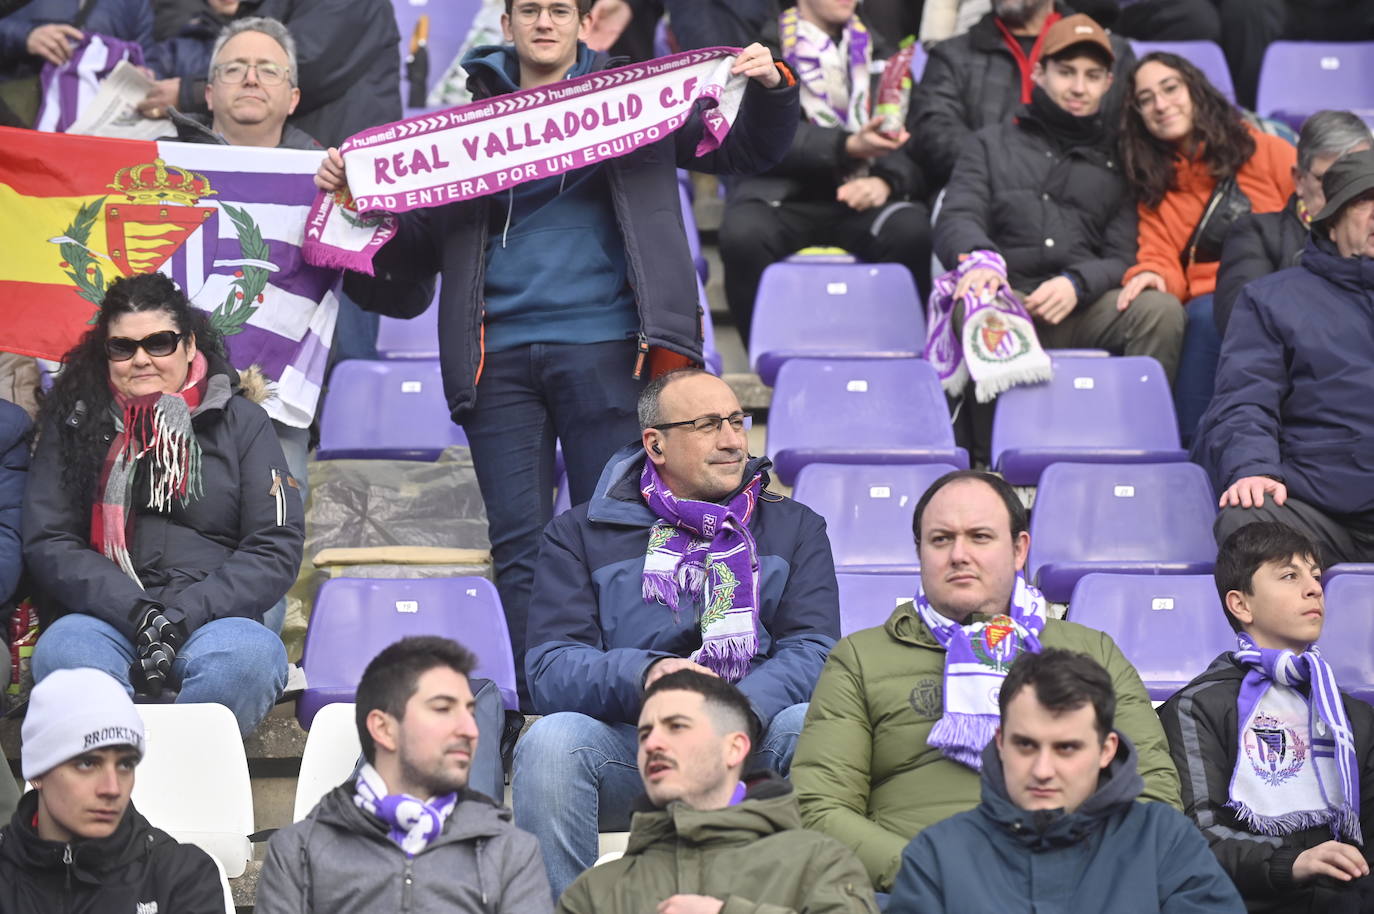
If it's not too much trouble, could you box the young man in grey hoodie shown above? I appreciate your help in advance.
[256,636,551,914]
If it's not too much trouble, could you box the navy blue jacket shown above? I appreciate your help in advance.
[887,737,1244,914]
[0,400,29,605]
[1192,237,1374,516]
[343,44,800,423]
[0,0,152,79]
[525,445,838,727]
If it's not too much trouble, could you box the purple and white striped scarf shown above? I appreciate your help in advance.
[924,249,1051,402]
[1228,634,1361,842]
[36,33,145,134]
[779,5,870,132]
[353,763,459,857]
[640,460,762,683]
[915,573,1047,770]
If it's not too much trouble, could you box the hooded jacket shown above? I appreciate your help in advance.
[525,444,838,727]
[791,601,1182,891]
[0,791,224,914]
[1158,652,1374,913]
[1213,195,1308,336]
[168,108,320,150]
[558,772,878,914]
[343,43,799,423]
[256,780,551,914]
[1191,236,1374,516]
[22,357,305,641]
[885,736,1245,913]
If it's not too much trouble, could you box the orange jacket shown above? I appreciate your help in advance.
[1124,124,1295,302]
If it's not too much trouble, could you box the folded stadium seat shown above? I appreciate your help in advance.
[680,180,709,284]
[991,355,1187,486]
[1130,40,1235,102]
[766,358,969,486]
[698,276,723,376]
[391,0,483,113]
[785,247,858,264]
[293,702,363,822]
[1316,574,1374,704]
[1028,462,1218,603]
[297,576,518,729]
[749,262,925,387]
[553,469,571,517]
[1069,573,1234,701]
[376,283,440,359]
[316,359,467,460]
[791,462,960,572]
[1256,41,1374,131]
[1323,563,1374,585]
[836,572,920,637]
[130,703,254,877]
[910,42,928,81]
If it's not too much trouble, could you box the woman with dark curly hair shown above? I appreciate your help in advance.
[1115,51,1294,443]
[22,272,304,737]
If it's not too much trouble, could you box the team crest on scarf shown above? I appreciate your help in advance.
[972,311,1033,365]
[1243,713,1308,787]
[971,614,1021,672]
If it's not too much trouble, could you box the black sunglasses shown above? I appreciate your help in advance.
[105,330,185,361]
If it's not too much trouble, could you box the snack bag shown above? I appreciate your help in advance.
[875,36,918,139]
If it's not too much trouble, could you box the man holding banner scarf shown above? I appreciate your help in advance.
[315,0,799,711]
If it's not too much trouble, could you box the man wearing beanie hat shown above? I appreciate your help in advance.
[1196,147,1374,567]
[0,668,224,913]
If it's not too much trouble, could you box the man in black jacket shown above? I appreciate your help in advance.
[1214,110,1371,337]
[0,668,224,914]
[1159,522,1374,913]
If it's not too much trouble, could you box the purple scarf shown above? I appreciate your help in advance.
[353,763,458,857]
[640,460,762,682]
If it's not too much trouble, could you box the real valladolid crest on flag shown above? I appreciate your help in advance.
[0,128,380,428]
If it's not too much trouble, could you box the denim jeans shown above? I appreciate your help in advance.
[32,614,288,737]
[1174,294,1221,447]
[512,702,809,899]
[460,338,646,709]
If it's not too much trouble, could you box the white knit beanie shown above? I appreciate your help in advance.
[22,669,145,780]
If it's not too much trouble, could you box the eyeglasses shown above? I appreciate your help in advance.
[213,61,291,87]
[651,412,752,434]
[105,330,185,361]
[1133,78,1186,112]
[512,2,579,25]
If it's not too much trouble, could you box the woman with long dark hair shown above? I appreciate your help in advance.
[1116,51,1294,443]
[22,272,304,737]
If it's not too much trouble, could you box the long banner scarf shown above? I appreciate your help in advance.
[303,46,752,274]
[36,33,146,134]
[640,460,763,683]
[353,762,458,857]
[91,352,212,585]
[1228,634,1361,842]
[779,6,870,131]
[915,573,1047,769]
[924,249,1052,402]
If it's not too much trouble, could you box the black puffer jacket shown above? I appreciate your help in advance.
[934,101,1136,302]
[22,357,305,640]
[1213,195,1308,336]
[1158,653,1374,913]
[0,792,224,914]
[913,3,1136,190]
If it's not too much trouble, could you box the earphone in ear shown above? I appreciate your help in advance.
[651,443,663,455]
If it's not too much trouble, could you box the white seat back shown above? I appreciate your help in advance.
[293,702,362,822]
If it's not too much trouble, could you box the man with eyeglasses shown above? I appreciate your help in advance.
[512,368,838,899]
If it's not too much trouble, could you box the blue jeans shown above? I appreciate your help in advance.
[512,702,809,899]
[460,339,645,709]
[1174,294,1220,447]
[32,614,288,737]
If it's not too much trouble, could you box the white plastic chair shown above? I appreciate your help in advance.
[293,702,362,822]
[130,703,254,878]
[210,853,234,914]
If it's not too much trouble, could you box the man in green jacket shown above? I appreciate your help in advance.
[558,670,878,914]
[791,469,1183,892]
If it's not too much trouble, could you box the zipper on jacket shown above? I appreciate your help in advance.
[270,468,286,525]
[633,333,649,379]
[476,838,489,907]
[402,857,414,912]
[62,843,73,912]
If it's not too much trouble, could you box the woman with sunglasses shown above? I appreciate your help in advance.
[1116,51,1295,445]
[22,272,304,737]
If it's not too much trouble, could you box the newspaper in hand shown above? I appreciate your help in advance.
[67,60,175,141]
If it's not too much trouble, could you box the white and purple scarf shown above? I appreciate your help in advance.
[36,33,145,134]
[1228,634,1361,842]
[640,460,763,683]
[915,573,1047,770]
[353,763,458,857]
[779,5,871,132]
[924,249,1052,402]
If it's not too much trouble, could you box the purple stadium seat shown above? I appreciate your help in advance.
[376,291,440,360]
[1029,462,1218,602]
[785,249,858,264]
[910,43,928,82]
[991,355,1187,486]
[680,182,708,284]
[749,262,925,387]
[298,576,518,728]
[1256,41,1374,131]
[1324,564,1374,585]
[698,276,723,376]
[392,0,483,113]
[1069,573,1233,701]
[792,463,959,572]
[317,359,466,460]
[553,469,571,517]
[766,358,969,486]
[837,572,919,637]
[1130,40,1235,102]
[1317,574,1374,704]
